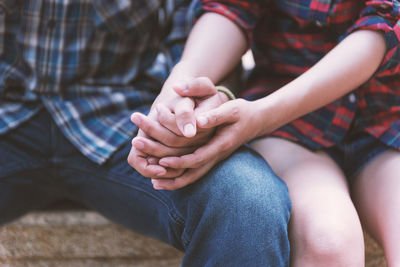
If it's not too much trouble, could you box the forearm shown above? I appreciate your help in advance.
[254,29,387,136]
[162,12,247,92]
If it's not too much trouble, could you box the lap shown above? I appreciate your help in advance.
[250,137,360,230]
[250,137,364,265]
[0,110,291,253]
[58,142,291,248]
[250,137,349,191]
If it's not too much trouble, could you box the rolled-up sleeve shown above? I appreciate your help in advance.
[343,0,400,77]
[195,0,261,44]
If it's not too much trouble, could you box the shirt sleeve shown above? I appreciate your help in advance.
[148,0,261,84]
[195,0,261,44]
[343,0,400,77]
[144,0,196,84]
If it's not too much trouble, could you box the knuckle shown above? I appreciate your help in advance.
[158,111,168,123]
[192,154,206,168]
[127,149,139,166]
[158,113,174,126]
[177,108,192,119]
[127,156,135,167]
[197,76,213,86]
[211,113,223,125]
[231,106,240,120]
[220,138,235,153]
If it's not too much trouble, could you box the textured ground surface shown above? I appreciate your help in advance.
[0,211,386,266]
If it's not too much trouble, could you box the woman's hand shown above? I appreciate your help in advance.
[150,98,263,190]
[127,76,231,186]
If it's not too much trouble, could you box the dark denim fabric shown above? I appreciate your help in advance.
[0,109,291,267]
[324,130,389,180]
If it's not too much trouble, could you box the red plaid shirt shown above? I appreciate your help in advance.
[242,0,400,150]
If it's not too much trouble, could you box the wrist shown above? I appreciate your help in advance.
[171,60,199,80]
[158,63,195,99]
[253,97,281,137]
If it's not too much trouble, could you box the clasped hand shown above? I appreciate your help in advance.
[127,78,260,190]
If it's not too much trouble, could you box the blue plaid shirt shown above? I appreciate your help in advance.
[0,0,259,164]
[0,0,200,164]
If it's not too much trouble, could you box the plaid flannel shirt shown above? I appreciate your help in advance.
[0,0,258,164]
[243,0,400,151]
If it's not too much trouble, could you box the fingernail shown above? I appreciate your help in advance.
[183,124,195,137]
[159,160,169,167]
[197,116,208,126]
[131,114,141,125]
[133,140,144,149]
[151,179,162,190]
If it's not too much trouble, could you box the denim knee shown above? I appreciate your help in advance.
[200,146,290,218]
[176,146,291,266]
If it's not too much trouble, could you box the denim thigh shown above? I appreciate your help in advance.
[0,109,292,266]
[0,109,70,224]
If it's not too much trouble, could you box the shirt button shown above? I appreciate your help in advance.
[348,93,356,103]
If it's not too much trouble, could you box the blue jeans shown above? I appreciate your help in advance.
[0,109,291,266]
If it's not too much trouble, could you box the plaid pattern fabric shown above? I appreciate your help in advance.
[196,0,260,42]
[0,0,257,164]
[243,0,400,150]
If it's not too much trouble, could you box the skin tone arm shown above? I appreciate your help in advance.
[127,12,248,184]
[150,29,386,190]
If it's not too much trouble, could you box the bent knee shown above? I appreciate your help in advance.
[202,172,291,233]
[205,149,291,216]
[293,218,364,266]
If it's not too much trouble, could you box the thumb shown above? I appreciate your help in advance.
[173,77,217,98]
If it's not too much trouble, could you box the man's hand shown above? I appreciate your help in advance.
[127,76,230,188]
[127,10,248,189]
[151,98,263,190]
